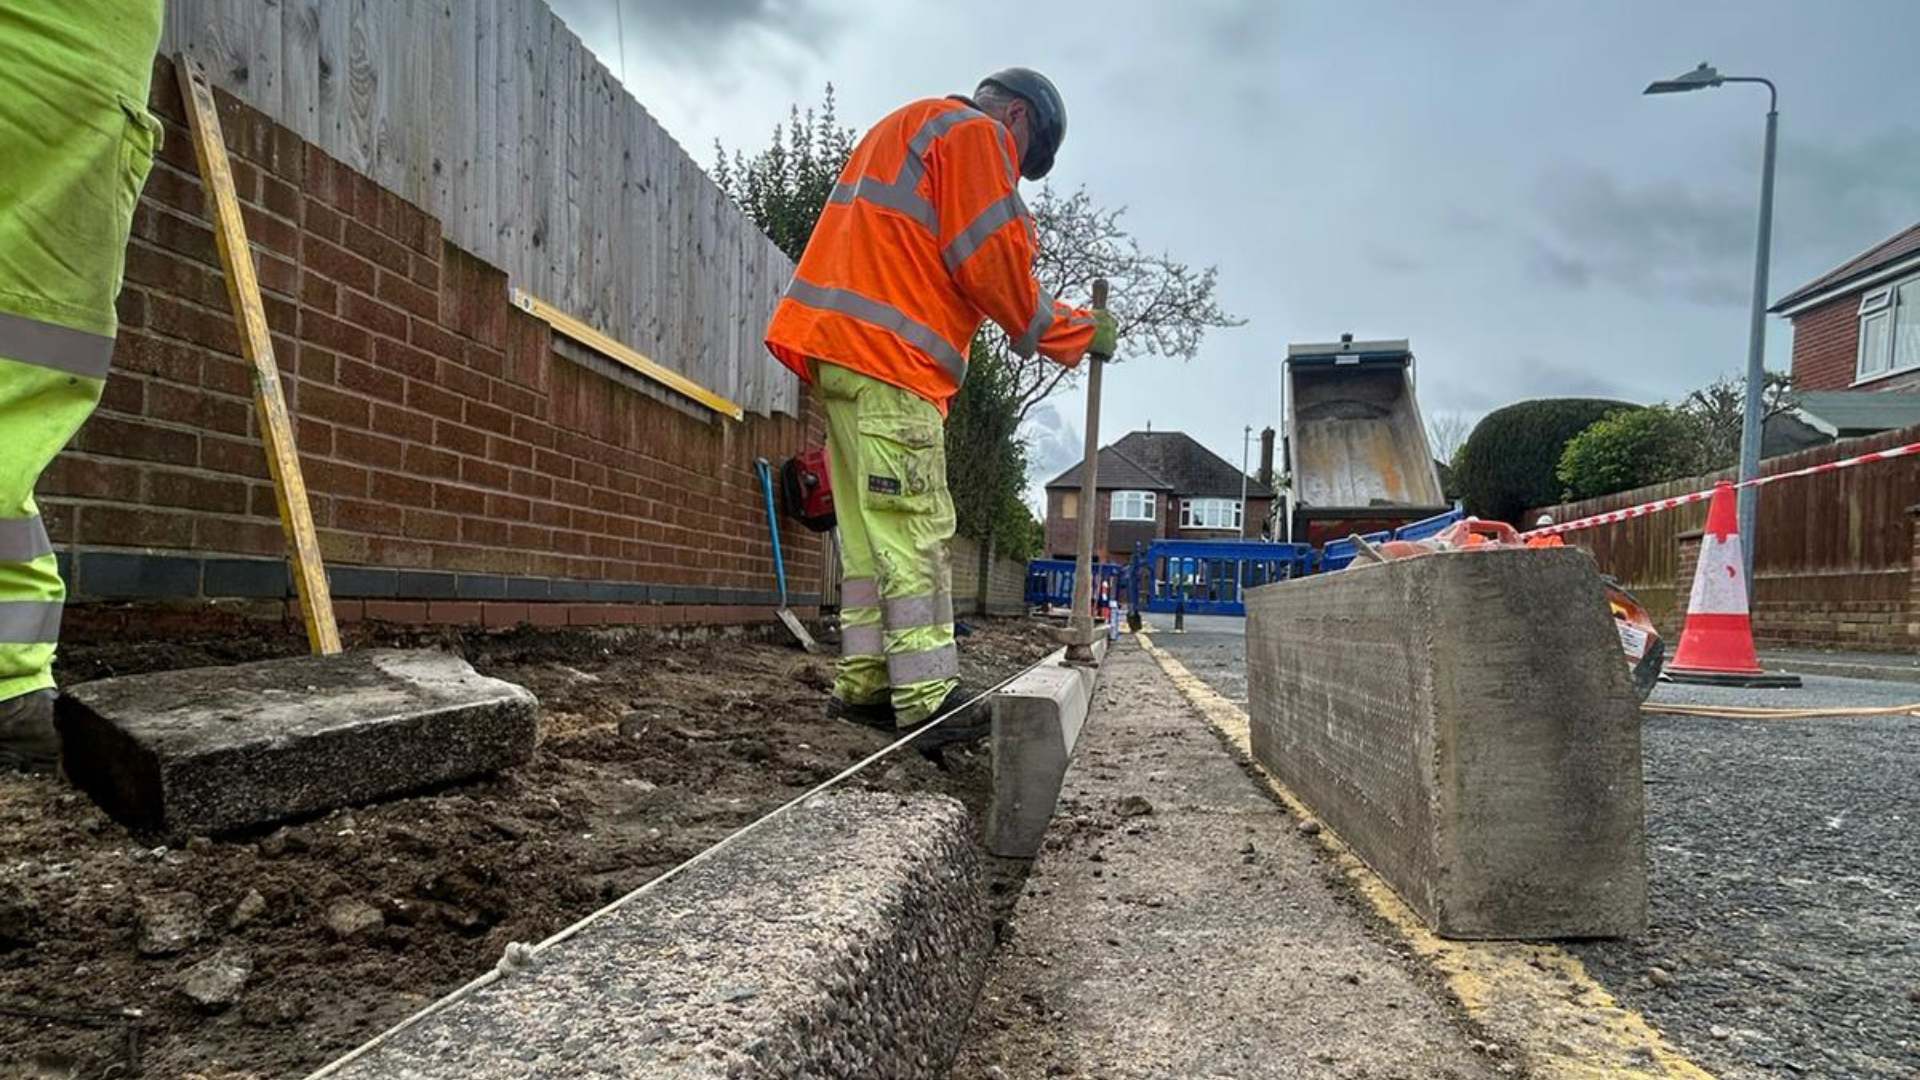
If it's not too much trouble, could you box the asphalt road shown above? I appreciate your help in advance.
[1147,615,1920,1080]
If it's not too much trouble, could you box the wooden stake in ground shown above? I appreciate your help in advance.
[175,55,340,655]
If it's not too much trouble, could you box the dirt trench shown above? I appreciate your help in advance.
[0,617,1055,1080]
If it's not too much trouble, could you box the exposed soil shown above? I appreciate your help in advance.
[0,617,1056,1080]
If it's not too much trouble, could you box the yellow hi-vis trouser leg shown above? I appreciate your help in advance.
[818,363,959,727]
[0,1,163,703]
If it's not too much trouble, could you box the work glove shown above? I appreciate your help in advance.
[1089,309,1119,361]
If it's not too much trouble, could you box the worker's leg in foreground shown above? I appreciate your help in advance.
[819,363,893,722]
[817,364,966,730]
[0,1,163,770]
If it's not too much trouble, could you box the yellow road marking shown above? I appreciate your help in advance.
[1138,632,1716,1080]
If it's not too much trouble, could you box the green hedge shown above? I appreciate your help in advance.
[1452,398,1634,523]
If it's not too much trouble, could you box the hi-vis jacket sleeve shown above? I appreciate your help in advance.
[931,118,1098,368]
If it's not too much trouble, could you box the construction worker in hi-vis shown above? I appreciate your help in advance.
[765,68,1117,740]
[0,1,164,770]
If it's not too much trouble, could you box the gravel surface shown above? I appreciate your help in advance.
[1573,676,1920,1080]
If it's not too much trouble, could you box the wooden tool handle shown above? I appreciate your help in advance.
[1092,277,1109,310]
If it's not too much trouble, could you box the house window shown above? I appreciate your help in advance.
[1181,498,1243,531]
[1060,492,1078,520]
[1858,276,1920,382]
[1110,490,1156,522]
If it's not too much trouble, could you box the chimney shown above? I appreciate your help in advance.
[1258,427,1275,487]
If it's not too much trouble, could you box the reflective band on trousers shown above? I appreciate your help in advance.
[0,309,115,380]
[841,624,884,657]
[887,642,959,685]
[842,577,881,608]
[0,601,61,644]
[783,280,969,386]
[0,516,53,563]
[943,191,1029,275]
[1012,291,1056,359]
[883,591,953,631]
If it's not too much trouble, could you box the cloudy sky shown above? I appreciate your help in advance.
[548,0,1920,492]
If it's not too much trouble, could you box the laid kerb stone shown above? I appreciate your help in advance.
[325,792,989,1080]
[57,648,538,840]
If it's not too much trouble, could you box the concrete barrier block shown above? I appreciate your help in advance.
[57,649,538,840]
[1246,547,1646,939]
[326,792,988,1080]
[986,642,1104,858]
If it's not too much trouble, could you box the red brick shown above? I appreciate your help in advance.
[488,435,534,470]
[566,604,609,627]
[465,399,514,436]
[39,455,144,501]
[332,428,403,471]
[99,370,145,414]
[407,317,465,362]
[333,497,401,535]
[342,218,412,272]
[433,419,488,459]
[258,252,300,299]
[376,269,439,320]
[435,356,493,401]
[142,160,206,218]
[300,309,373,361]
[462,457,512,491]
[78,504,194,547]
[462,516,512,546]
[133,203,221,270]
[433,482,488,517]
[299,383,372,429]
[428,600,483,627]
[403,508,460,542]
[490,380,543,420]
[205,516,289,556]
[295,344,338,385]
[76,415,198,466]
[336,356,406,401]
[300,270,339,313]
[371,335,438,383]
[481,602,529,629]
[302,234,378,295]
[403,442,460,480]
[148,293,240,355]
[371,402,434,445]
[260,173,300,221]
[302,196,347,244]
[363,599,429,624]
[526,603,569,628]
[408,251,440,290]
[198,434,271,480]
[406,379,466,422]
[240,204,300,259]
[462,340,507,379]
[114,332,203,383]
[331,599,368,623]
[304,459,371,499]
[145,470,250,515]
[144,382,250,435]
[369,470,432,507]
[338,288,409,342]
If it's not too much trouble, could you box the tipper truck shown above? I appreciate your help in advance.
[1282,335,1452,547]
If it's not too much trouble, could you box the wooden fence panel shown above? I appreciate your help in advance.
[159,0,798,417]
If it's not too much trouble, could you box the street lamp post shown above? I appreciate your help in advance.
[1644,62,1778,582]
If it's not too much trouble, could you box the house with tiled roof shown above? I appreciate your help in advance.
[1771,220,1920,392]
[1042,429,1276,562]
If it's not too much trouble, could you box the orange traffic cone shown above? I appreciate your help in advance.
[1663,481,1801,688]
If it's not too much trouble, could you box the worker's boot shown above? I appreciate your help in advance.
[826,696,897,732]
[0,690,59,774]
[906,683,992,754]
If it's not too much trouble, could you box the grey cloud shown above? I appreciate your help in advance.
[555,0,838,65]
[1530,164,1752,307]
[1504,355,1639,402]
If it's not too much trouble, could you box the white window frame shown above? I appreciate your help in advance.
[1856,273,1920,384]
[1110,490,1156,522]
[1180,497,1243,532]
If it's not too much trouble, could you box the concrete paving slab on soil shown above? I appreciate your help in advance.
[953,642,1500,1080]
[57,649,537,840]
[322,792,987,1080]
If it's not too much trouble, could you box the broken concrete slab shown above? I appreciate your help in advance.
[985,641,1105,858]
[1246,546,1647,939]
[57,649,537,841]
[322,792,988,1080]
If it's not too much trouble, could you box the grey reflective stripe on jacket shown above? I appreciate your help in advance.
[783,280,969,386]
[0,517,54,564]
[0,310,114,380]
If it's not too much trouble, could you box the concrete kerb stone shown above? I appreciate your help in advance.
[1246,546,1647,939]
[985,640,1107,858]
[317,792,989,1080]
[57,649,538,841]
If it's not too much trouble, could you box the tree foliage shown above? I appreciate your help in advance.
[1452,398,1634,523]
[998,185,1242,421]
[1425,411,1472,464]
[1555,407,1707,500]
[711,87,855,262]
[1679,370,1797,470]
[946,341,1043,560]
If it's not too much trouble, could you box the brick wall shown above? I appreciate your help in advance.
[40,58,824,632]
[1789,283,1920,393]
[1045,489,1161,563]
[1671,519,1917,651]
[950,535,1029,617]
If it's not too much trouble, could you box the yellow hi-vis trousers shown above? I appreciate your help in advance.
[818,363,959,727]
[0,1,163,703]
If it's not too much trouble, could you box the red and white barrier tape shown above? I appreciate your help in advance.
[1522,439,1920,539]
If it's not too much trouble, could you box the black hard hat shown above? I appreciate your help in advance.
[978,67,1066,180]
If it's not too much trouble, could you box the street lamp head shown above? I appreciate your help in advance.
[1645,62,1723,95]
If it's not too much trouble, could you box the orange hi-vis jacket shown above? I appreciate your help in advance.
[764,96,1098,414]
